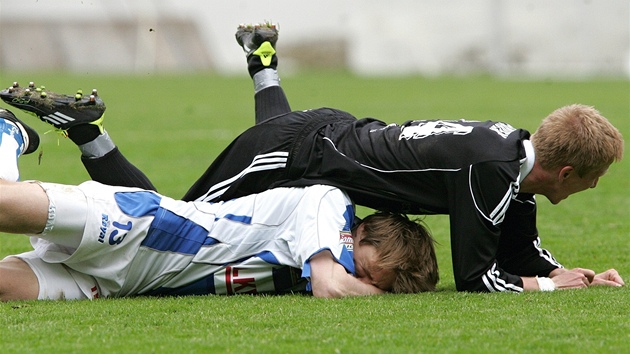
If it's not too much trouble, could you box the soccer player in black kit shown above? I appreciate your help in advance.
[1,23,624,293]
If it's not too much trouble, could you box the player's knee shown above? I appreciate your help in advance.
[0,258,39,301]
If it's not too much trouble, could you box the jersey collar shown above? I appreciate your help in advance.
[519,139,535,183]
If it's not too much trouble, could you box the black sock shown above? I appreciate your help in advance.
[81,147,157,191]
[68,124,101,145]
[255,86,291,124]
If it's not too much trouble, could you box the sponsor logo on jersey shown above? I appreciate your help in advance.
[212,258,287,295]
[339,231,353,250]
[489,122,516,139]
[225,266,258,294]
[399,121,474,140]
[97,214,109,244]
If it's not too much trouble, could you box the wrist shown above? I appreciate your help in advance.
[536,276,556,291]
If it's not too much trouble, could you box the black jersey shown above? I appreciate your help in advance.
[183,108,562,292]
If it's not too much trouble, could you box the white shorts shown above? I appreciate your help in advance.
[9,252,95,300]
[14,181,197,299]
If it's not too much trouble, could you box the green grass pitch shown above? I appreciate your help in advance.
[0,71,628,353]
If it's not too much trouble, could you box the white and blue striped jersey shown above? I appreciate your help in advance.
[30,182,356,298]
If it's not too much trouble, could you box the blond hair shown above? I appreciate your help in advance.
[358,212,439,293]
[531,104,624,176]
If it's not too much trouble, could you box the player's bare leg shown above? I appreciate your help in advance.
[236,22,291,124]
[0,257,39,301]
[0,180,49,234]
[0,180,74,302]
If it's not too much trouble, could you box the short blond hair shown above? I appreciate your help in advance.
[531,104,624,176]
[358,213,439,293]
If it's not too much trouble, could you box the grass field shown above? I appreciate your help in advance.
[0,71,628,353]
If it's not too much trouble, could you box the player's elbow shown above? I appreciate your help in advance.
[311,281,346,298]
[455,277,492,292]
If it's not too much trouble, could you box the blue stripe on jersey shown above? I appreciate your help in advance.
[0,119,24,158]
[302,246,355,281]
[114,191,218,254]
[142,208,212,255]
[114,191,162,217]
[203,237,220,246]
[257,251,280,265]
[221,214,252,224]
[343,205,354,230]
[339,246,354,274]
[302,205,355,291]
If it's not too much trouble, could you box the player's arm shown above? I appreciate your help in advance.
[497,195,567,291]
[448,166,524,292]
[520,271,589,291]
[308,250,385,298]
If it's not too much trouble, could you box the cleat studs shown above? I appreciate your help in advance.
[40,92,47,98]
[25,88,32,95]
[89,94,96,102]
[8,87,14,93]
[12,82,19,88]
[28,82,35,88]
[91,89,98,96]
[36,87,42,92]
[75,93,82,100]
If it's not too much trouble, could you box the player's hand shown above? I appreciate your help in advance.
[567,267,596,283]
[549,269,590,289]
[589,269,624,287]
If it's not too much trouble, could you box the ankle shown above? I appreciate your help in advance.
[78,130,116,158]
[68,124,101,145]
[248,57,278,77]
[253,69,280,93]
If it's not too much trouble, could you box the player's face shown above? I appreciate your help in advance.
[547,167,606,204]
[353,229,396,291]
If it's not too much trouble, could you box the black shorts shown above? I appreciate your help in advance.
[182,108,356,202]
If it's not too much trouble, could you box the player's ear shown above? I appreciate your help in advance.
[558,166,574,181]
[353,223,365,241]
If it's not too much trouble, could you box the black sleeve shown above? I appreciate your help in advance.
[448,161,524,292]
[496,193,562,276]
